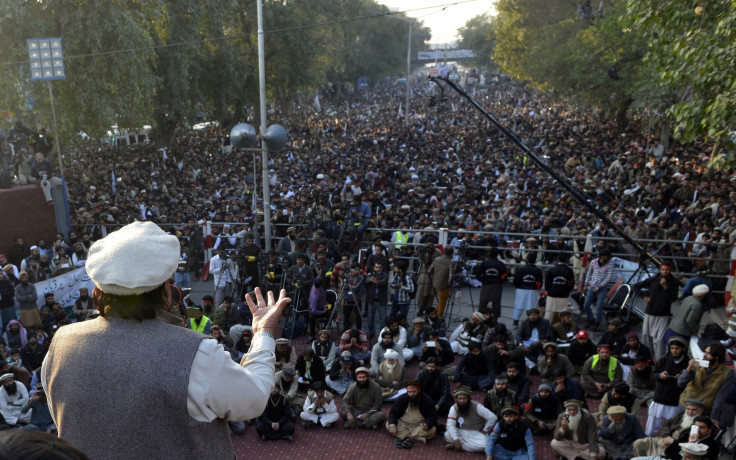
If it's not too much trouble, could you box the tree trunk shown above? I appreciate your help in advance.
[151,112,177,148]
[615,96,633,130]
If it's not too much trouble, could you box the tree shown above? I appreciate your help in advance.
[623,1,736,166]
[458,13,496,70]
[0,0,428,148]
[492,0,653,128]
[0,0,157,139]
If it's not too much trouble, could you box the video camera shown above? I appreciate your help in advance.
[218,249,238,261]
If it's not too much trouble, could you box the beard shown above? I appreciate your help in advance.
[385,362,397,372]
[380,341,393,350]
[407,394,419,408]
[567,411,582,432]
[357,380,369,389]
[680,413,696,430]
[456,401,471,417]
[4,383,17,396]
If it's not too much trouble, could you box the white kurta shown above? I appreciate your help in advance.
[444,403,497,452]
[0,381,30,425]
[300,394,340,426]
[642,314,669,361]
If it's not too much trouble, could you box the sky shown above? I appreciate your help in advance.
[376,0,496,46]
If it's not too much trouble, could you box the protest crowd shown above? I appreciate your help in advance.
[1,73,736,460]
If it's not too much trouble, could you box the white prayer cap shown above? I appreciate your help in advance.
[86,221,179,296]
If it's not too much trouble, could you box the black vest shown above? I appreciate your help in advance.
[496,421,528,452]
[314,340,333,359]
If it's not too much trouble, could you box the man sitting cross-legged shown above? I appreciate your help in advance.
[386,380,438,449]
[300,381,339,429]
[444,385,498,453]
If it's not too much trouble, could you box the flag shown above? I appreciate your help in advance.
[397,103,402,119]
[111,170,116,194]
[314,93,321,111]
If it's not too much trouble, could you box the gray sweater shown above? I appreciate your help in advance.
[14,283,37,311]
[668,295,703,337]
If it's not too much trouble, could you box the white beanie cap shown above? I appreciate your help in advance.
[693,284,710,296]
[86,221,179,296]
[384,349,399,360]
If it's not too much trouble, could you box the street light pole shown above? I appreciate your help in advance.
[406,20,411,128]
[371,11,413,127]
[257,0,272,251]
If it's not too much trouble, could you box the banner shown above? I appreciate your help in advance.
[34,267,95,308]
[417,49,475,61]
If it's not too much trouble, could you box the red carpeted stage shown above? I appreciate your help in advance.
[0,185,57,251]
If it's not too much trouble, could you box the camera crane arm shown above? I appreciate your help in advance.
[428,75,661,268]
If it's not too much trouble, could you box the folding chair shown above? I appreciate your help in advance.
[601,282,633,322]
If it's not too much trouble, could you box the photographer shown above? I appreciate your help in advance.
[346,195,371,242]
[365,262,389,341]
[210,248,235,305]
[285,253,314,310]
[341,262,364,330]
[264,251,285,292]
[308,278,329,341]
[415,237,441,315]
[390,260,413,319]
[241,233,261,291]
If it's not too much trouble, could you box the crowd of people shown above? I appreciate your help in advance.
[190,249,728,460]
[1,72,736,459]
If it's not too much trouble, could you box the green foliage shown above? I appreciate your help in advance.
[491,0,648,125]
[0,0,426,147]
[458,13,496,69]
[0,0,158,138]
[624,0,736,165]
[483,0,735,156]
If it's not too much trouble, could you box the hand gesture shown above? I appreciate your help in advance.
[245,288,291,336]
